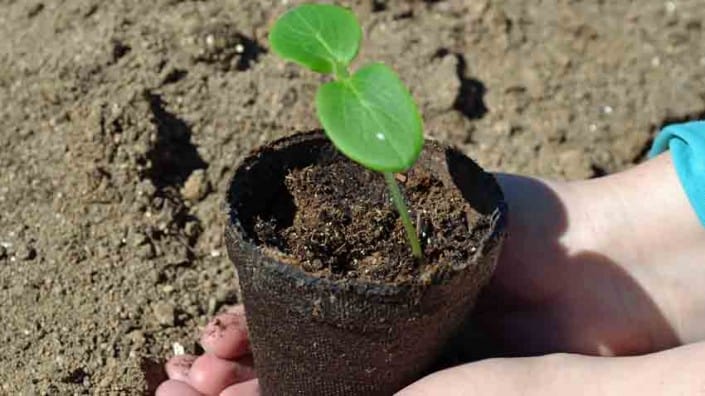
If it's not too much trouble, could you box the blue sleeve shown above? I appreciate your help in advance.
[648,121,705,227]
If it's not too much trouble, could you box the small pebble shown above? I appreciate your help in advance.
[153,302,176,326]
[184,221,200,238]
[16,244,36,261]
[129,330,146,348]
[207,297,217,316]
[130,231,149,247]
[136,243,155,259]
[181,169,211,202]
[136,179,156,198]
[111,232,126,248]
[95,244,110,258]
[302,258,324,272]
[0,245,6,259]
[172,342,185,356]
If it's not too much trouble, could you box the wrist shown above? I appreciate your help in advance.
[584,153,705,346]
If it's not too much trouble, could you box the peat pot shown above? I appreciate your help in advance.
[225,131,507,396]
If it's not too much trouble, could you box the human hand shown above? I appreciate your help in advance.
[398,154,705,394]
[156,305,259,396]
[158,153,705,395]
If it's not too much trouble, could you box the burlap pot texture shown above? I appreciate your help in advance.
[225,131,507,396]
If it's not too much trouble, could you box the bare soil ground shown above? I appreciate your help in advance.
[0,0,703,393]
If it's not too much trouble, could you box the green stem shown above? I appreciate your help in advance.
[383,172,423,261]
[334,63,350,80]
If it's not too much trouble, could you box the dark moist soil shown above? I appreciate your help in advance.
[253,152,480,285]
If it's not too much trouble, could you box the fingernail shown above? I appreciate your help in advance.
[165,354,197,382]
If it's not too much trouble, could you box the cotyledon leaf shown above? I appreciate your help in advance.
[315,62,424,172]
[269,3,362,75]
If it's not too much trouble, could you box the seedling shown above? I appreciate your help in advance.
[270,3,424,259]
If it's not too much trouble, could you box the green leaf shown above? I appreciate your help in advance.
[315,63,424,172]
[269,3,362,75]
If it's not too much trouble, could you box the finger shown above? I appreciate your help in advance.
[155,379,203,396]
[165,354,197,382]
[396,354,583,395]
[188,353,257,396]
[201,305,250,360]
[401,352,621,395]
[219,379,260,396]
[396,344,705,396]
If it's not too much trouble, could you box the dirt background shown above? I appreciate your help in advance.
[0,0,703,393]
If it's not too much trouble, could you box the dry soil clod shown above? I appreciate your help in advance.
[181,169,211,203]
